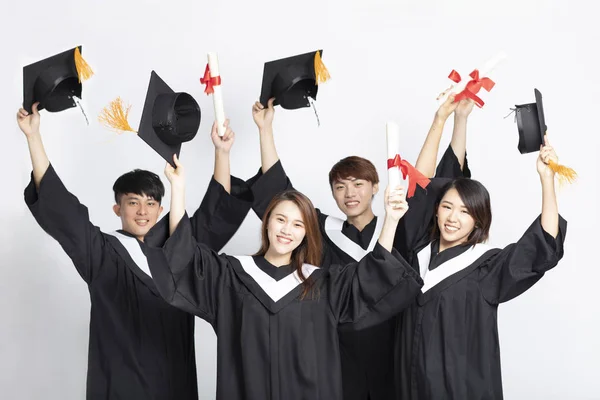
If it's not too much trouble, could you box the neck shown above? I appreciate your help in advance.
[346,209,376,231]
[438,238,466,252]
[263,249,292,267]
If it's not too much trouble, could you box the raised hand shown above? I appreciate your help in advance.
[17,102,41,138]
[252,98,275,131]
[211,119,235,153]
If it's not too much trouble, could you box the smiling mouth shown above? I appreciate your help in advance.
[276,235,292,245]
[444,224,460,232]
[345,201,360,208]
[135,220,150,226]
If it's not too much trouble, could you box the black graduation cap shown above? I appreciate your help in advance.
[260,50,330,110]
[22,46,93,113]
[98,71,201,167]
[514,88,546,154]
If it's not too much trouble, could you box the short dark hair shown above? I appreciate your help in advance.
[328,156,379,187]
[112,169,165,205]
[432,178,492,245]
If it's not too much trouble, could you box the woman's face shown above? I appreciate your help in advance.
[266,200,307,257]
[436,188,476,248]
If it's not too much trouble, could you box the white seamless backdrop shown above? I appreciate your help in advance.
[1,0,598,399]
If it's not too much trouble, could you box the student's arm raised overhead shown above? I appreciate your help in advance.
[434,98,474,178]
[246,99,295,219]
[479,138,566,304]
[414,95,459,178]
[19,103,105,284]
[183,120,253,251]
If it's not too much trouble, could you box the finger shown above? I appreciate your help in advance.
[267,97,275,109]
[32,102,40,115]
[223,119,230,128]
[173,153,182,168]
[544,134,550,146]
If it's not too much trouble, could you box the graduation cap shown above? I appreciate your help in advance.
[98,71,201,167]
[513,88,577,184]
[22,46,94,114]
[514,88,547,154]
[260,50,330,110]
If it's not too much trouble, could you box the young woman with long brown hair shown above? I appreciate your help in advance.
[143,148,423,400]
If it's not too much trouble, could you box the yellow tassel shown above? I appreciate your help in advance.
[74,47,94,83]
[548,160,577,185]
[98,97,136,134]
[314,50,330,85]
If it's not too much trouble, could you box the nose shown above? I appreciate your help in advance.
[137,204,148,215]
[345,186,356,198]
[447,209,458,222]
[280,222,292,235]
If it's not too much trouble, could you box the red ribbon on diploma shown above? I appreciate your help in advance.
[448,69,495,108]
[387,154,431,198]
[200,64,222,95]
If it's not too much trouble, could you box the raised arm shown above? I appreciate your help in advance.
[180,120,253,251]
[414,95,458,177]
[18,103,49,188]
[164,155,186,236]
[479,139,566,304]
[252,98,278,173]
[19,104,105,284]
[247,99,295,218]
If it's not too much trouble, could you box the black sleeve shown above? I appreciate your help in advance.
[246,161,294,219]
[189,175,253,251]
[434,144,472,179]
[145,213,230,324]
[24,165,106,284]
[329,243,423,327]
[479,215,567,304]
[393,177,453,260]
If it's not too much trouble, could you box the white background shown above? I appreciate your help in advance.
[1,0,598,398]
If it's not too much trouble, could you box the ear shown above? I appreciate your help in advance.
[159,205,164,215]
[372,182,379,196]
[113,204,121,217]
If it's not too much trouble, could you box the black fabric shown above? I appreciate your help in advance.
[244,146,465,400]
[24,165,252,399]
[342,217,377,250]
[252,255,295,281]
[428,239,471,271]
[393,172,567,400]
[145,214,423,400]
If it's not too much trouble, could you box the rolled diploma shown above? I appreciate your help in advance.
[437,51,507,105]
[386,121,408,192]
[207,52,226,137]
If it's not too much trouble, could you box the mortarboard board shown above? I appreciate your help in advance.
[514,88,546,154]
[22,46,94,113]
[512,88,577,184]
[260,50,330,110]
[98,71,201,167]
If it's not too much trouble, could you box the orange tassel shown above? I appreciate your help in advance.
[548,160,577,185]
[98,97,136,134]
[74,47,94,83]
[314,51,330,85]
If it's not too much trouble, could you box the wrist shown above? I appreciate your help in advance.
[215,147,230,156]
[259,126,273,136]
[26,131,42,142]
[434,113,448,124]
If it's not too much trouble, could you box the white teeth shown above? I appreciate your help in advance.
[346,201,359,206]
[445,225,459,231]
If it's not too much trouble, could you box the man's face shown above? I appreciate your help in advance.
[331,177,378,219]
[113,193,163,241]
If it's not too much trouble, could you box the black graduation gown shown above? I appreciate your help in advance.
[245,145,468,400]
[394,177,568,400]
[143,212,424,400]
[24,164,252,400]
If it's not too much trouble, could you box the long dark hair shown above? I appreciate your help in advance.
[431,178,492,246]
[255,190,323,298]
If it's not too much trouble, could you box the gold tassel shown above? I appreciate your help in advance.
[74,47,94,83]
[98,97,136,134]
[314,51,330,85]
[548,160,577,185]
